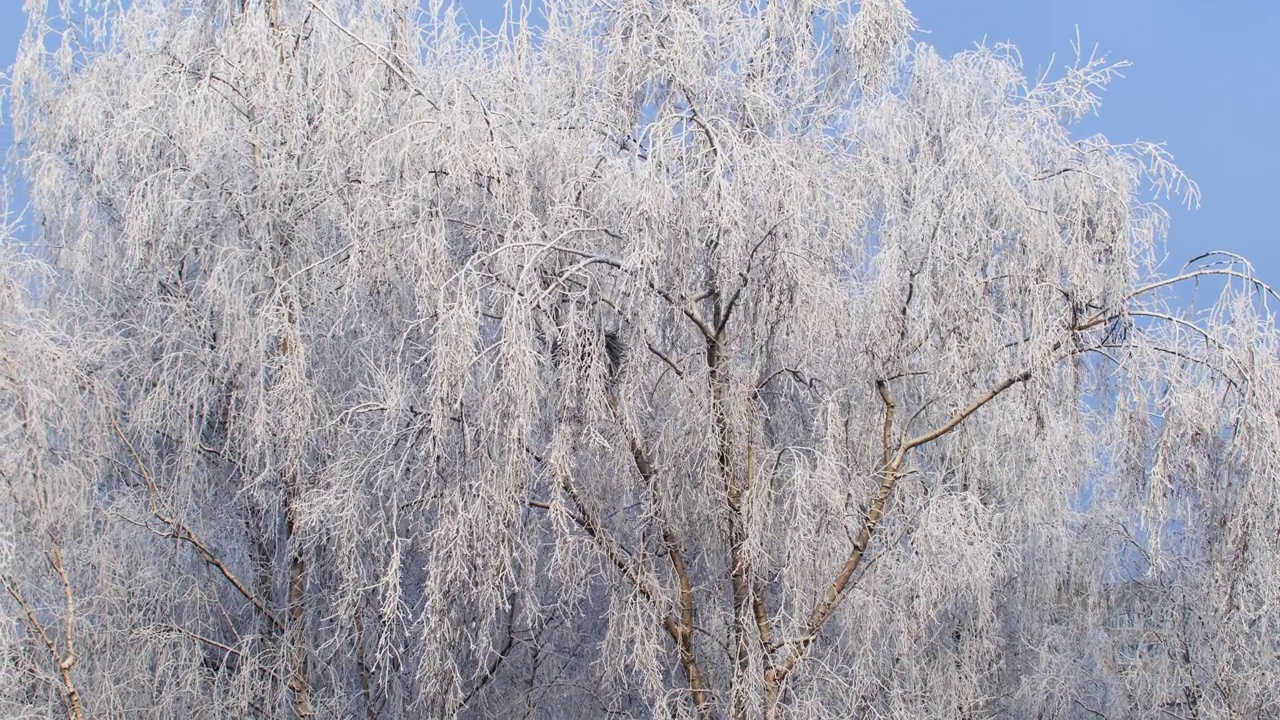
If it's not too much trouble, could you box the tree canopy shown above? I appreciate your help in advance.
[2,1,1277,718]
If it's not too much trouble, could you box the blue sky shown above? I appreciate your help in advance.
[3,1,1276,288]
[907,0,1280,292]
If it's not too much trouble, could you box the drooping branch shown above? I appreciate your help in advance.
[306,0,439,111]
[1078,267,1280,331]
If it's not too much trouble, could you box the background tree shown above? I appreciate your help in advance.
[2,0,1277,718]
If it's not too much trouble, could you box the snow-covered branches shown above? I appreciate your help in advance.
[2,1,1276,718]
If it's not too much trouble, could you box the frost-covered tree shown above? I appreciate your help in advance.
[2,0,1277,718]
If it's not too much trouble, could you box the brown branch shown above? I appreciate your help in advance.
[158,623,244,662]
[769,334,1110,700]
[812,365,1036,636]
[876,379,896,468]
[2,361,83,719]
[646,340,687,378]
[683,94,720,158]
[3,572,84,720]
[898,367,1034,457]
[753,581,775,657]
[555,472,659,605]
[628,452,711,716]
[604,394,713,718]
[456,593,520,713]
[770,356,1072,694]
[550,457,710,715]
[651,284,718,342]
[352,602,377,720]
[47,546,78,674]
[283,489,313,718]
[111,419,285,633]
[660,527,711,718]
[523,448,661,607]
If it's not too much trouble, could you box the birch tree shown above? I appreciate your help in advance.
[3,0,1278,718]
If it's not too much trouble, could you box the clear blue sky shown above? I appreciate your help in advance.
[3,1,1276,288]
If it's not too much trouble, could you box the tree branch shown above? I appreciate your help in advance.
[111,419,285,633]
[307,0,439,110]
[3,571,84,720]
[898,368,1034,457]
